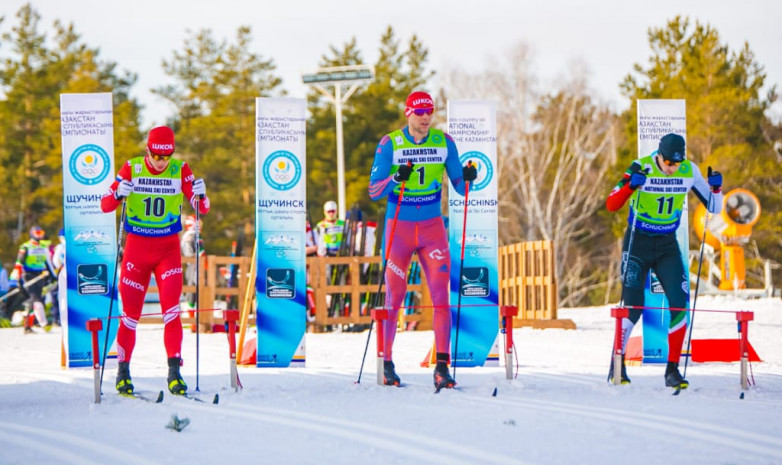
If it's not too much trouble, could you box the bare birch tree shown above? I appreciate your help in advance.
[443,42,619,306]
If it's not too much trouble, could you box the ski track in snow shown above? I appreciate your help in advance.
[0,422,157,465]
[457,393,782,462]
[169,397,535,465]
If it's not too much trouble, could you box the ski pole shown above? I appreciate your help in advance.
[99,200,127,392]
[452,161,473,382]
[619,168,649,307]
[194,196,202,392]
[356,163,409,384]
[611,170,646,385]
[683,176,715,378]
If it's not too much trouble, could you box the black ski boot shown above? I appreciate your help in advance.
[433,353,456,391]
[383,360,401,386]
[116,362,134,395]
[607,354,631,384]
[664,362,689,390]
[167,357,188,395]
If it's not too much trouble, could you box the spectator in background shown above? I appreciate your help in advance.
[0,261,9,298]
[10,226,54,333]
[49,228,66,326]
[316,200,344,257]
[305,220,318,257]
[0,260,10,321]
[180,214,204,315]
[305,220,318,322]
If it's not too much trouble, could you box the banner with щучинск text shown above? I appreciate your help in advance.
[254,98,307,367]
[60,92,119,367]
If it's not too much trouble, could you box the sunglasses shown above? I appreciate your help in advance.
[149,153,172,161]
[326,210,336,214]
[412,108,434,116]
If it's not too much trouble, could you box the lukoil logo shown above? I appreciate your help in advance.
[121,276,145,292]
[387,261,406,279]
[410,97,433,106]
[151,143,174,152]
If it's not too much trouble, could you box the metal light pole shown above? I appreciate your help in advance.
[302,65,374,220]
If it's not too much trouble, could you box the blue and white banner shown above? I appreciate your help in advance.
[637,99,688,364]
[255,98,307,367]
[447,100,499,367]
[60,93,117,368]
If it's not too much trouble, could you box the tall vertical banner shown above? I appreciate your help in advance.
[637,99,688,364]
[447,100,499,367]
[255,98,307,367]
[60,93,117,367]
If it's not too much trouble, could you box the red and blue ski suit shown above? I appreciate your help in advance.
[369,126,467,361]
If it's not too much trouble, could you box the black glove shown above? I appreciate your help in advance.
[707,166,722,193]
[463,162,478,182]
[393,163,414,182]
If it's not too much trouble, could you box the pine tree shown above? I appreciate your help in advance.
[154,26,283,254]
[618,15,781,289]
[305,26,434,222]
[0,4,142,263]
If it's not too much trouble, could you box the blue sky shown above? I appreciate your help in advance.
[3,0,780,127]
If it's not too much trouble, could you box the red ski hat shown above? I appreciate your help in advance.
[147,126,175,155]
[405,91,434,117]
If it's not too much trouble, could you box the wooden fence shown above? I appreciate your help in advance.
[498,240,574,329]
[144,254,253,332]
[307,255,431,332]
[142,239,573,331]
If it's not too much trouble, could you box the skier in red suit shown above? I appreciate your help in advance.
[101,126,210,396]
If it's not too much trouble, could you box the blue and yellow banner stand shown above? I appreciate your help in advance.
[637,99,689,364]
[60,93,118,367]
[447,100,499,367]
[254,98,307,367]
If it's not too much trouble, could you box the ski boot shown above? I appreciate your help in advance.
[664,362,689,390]
[433,353,456,391]
[607,354,631,384]
[116,362,134,395]
[23,314,35,334]
[383,360,401,386]
[167,357,188,395]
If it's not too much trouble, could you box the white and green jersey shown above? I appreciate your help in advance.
[628,155,721,234]
[316,219,344,256]
[387,128,447,202]
[125,156,185,237]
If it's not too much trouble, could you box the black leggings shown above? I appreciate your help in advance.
[620,228,689,324]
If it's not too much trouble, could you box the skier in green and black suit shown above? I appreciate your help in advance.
[606,133,723,390]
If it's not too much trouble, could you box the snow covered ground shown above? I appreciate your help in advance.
[1,295,781,465]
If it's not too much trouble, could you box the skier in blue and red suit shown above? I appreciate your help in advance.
[369,91,478,390]
[101,126,210,396]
